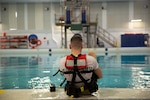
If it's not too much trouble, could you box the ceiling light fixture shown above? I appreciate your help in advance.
[131,19,142,22]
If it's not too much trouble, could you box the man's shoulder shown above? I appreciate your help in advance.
[60,56,67,62]
[86,55,95,60]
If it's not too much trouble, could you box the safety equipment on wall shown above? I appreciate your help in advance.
[28,34,42,49]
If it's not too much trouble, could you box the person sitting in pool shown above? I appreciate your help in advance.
[59,33,102,98]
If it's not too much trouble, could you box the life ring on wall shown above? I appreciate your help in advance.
[28,34,39,49]
[29,44,36,49]
[28,34,38,45]
[28,34,38,41]
[28,34,42,49]
[30,40,42,49]
[36,40,42,46]
[29,40,42,49]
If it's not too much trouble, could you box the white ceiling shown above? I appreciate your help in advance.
[0,0,145,3]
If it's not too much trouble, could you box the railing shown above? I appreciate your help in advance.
[96,26,117,47]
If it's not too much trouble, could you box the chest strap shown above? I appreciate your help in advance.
[70,54,91,88]
[62,70,93,74]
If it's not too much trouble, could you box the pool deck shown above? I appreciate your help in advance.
[0,88,150,100]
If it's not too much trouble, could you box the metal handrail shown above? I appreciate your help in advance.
[96,26,117,47]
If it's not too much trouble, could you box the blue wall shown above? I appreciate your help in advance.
[121,34,148,47]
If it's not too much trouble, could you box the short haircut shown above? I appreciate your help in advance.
[70,34,83,49]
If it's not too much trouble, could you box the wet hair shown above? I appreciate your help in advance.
[70,34,83,49]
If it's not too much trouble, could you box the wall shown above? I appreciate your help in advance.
[0,1,150,48]
[90,1,150,47]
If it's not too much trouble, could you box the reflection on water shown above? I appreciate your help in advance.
[135,71,150,88]
[0,54,150,89]
[28,77,51,89]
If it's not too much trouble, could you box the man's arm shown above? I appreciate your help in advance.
[94,67,103,79]
[88,50,103,79]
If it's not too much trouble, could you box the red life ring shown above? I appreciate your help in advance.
[29,40,42,49]
[36,40,42,46]
[29,43,36,49]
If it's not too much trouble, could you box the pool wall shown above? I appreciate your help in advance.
[0,47,150,55]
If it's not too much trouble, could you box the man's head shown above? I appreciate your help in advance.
[70,33,83,49]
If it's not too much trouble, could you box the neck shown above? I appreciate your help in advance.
[71,49,81,57]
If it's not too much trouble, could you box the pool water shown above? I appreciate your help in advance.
[0,53,150,89]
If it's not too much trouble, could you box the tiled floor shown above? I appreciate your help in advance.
[0,88,150,100]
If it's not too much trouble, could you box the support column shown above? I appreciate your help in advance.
[129,0,134,29]
[129,0,134,21]
[0,4,2,32]
[65,26,67,48]
[102,2,107,29]
[35,3,43,30]
[9,4,17,30]
[24,4,28,30]
[0,4,1,23]
[87,26,89,48]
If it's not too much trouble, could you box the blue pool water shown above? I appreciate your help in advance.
[0,53,150,89]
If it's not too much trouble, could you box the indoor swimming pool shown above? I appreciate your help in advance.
[0,49,150,90]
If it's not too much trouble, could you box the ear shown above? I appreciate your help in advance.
[81,44,83,49]
[69,44,71,49]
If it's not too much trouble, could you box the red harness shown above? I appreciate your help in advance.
[65,54,87,69]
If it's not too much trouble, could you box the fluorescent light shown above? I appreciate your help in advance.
[15,11,18,18]
[10,28,16,30]
[42,71,50,73]
[131,19,142,22]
